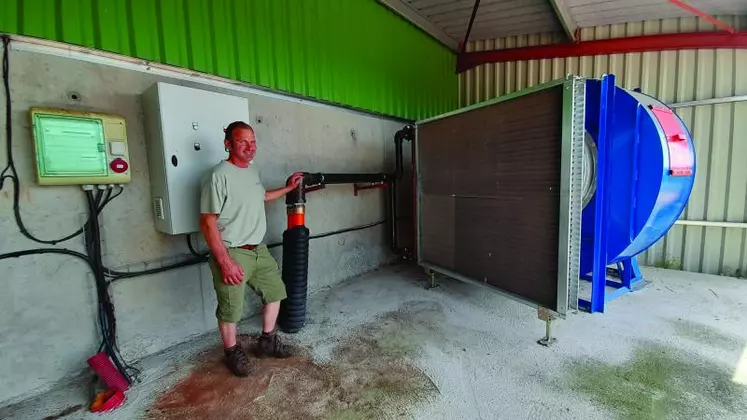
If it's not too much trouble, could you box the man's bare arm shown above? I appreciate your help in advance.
[264,172,303,202]
[199,213,243,284]
[199,214,229,261]
[264,185,295,202]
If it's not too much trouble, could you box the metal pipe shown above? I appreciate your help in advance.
[457,31,747,72]
[460,0,481,53]
[675,220,747,229]
[318,173,389,185]
[278,225,310,334]
[669,95,747,108]
[283,125,413,260]
[389,125,414,255]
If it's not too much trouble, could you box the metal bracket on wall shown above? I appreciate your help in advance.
[353,181,387,196]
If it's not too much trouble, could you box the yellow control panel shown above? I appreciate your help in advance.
[30,108,131,185]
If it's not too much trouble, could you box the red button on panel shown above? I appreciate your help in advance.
[110,158,129,174]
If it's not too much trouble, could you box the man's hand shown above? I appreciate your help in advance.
[288,172,303,189]
[219,257,245,285]
[265,172,305,201]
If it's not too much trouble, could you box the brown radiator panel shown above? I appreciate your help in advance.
[418,86,564,310]
[420,195,456,270]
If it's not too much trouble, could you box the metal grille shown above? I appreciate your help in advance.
[417,81,572,312]
[153,197,164,220]
[564,77,586,312]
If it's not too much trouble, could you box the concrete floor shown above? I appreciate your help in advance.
[2,264,747,419]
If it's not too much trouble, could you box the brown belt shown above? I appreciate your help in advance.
[239,244,258,250]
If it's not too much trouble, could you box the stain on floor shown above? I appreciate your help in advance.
[670,318,743,351]
[567,343,747,420]
[147,301,441,419]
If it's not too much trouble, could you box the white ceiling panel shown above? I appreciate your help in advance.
[379,0,744,50]
[568,0,747,27]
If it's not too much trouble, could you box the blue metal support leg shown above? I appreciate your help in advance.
[586,74,616,313]
[620,258,643,290]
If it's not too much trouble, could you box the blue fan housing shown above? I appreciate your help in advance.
[580,79,696,278]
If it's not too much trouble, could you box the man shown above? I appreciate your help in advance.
[199,120,303,377]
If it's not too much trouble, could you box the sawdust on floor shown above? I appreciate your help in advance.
[147,301,441,419]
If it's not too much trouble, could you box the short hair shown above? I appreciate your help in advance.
[224,121,253,142]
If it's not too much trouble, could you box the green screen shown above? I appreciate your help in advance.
[34,114,107,177]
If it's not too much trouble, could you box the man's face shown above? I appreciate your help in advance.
[226,127,257,162]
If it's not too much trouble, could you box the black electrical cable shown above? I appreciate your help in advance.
[0,189,136,382]
[0,247,95,266]
[1,39,125,368]
[308,220,385,240]
[84,189,137,383]
[0,188,118,264]
[94,188,106,209]
[99,185,124,211]
[108,220,385,282]
[106,258,206,281]
[1,36,97,245]
[186,233,206,257]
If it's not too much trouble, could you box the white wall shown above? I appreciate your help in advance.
[0,46,403,406]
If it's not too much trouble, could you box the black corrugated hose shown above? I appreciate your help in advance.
[278,226,310,333]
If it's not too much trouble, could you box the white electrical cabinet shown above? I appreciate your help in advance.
[142,82,250,234]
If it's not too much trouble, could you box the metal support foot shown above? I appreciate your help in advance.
[537,308,557,347]
[425,268,439,290]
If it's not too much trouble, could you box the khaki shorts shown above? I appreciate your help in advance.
[209,244,287,323]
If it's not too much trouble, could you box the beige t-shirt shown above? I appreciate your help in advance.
[200,160,267,247]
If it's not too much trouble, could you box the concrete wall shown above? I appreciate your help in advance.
[0,46,403,406]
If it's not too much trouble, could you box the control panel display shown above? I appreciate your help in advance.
[30,108,131,185]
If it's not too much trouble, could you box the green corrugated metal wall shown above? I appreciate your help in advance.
[0,0,457,120]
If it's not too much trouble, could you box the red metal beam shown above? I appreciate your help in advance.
[668,0,735,33]
[457,31,747,73]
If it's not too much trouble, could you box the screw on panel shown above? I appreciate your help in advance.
[192,122,199,130]
[537,307,557,347]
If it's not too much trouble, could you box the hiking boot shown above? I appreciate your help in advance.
[224,343,254,377]
[256,332,293,358]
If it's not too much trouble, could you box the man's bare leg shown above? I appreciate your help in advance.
[258,301,292,358]
[219,322,238,348]
[262,301,280,333]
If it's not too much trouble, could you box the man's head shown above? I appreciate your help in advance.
[224,121,257,163]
